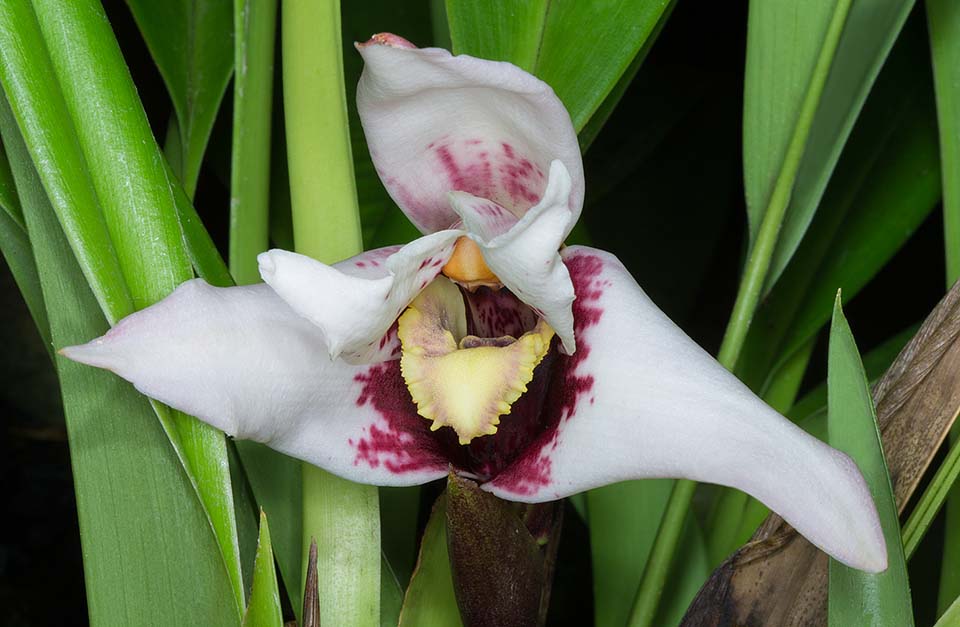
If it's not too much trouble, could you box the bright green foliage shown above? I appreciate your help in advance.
[230,0,277,284]
[903,435,960,560]
[827,296,913,627]
[0,92,240,627]
[398,497,463,627]
[446,0,674,132]
[926,0,960,613]
[0,0,247,614]
[936,594,960,627]
[737,19,939,398]
[745,0,916,293]
[242,512,283,627]
[125,0,234,197]
[0,0,132,325]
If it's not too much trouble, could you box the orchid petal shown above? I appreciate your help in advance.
[451,160,576,354]
[258,233,459,363]
[486,247,887,573]
[356,35,584,235]
[60,280,449,485]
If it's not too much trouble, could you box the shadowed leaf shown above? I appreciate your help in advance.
[681,279,960,626]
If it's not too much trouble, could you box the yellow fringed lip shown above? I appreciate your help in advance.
[398,276,554,445]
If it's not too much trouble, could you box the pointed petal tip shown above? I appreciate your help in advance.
[58,339,98,364]
[357,32,416,50]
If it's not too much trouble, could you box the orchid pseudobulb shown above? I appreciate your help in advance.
[62,33,887,573]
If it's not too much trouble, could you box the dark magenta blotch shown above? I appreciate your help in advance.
[350,253,607,495]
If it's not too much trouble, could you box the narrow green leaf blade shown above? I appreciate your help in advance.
[767,0,916,290]
[242,512,283,627]
[30,0,246,612]
[588,479,673,627]
[230,0,277,284]
[935,594,960,627]
[125,0,234,196]
[398,495,463,627]
[0,90,239,627]
[927,0,960,612]
[0,0,133,324]
[736,21,939,395]
[827,296,912,626]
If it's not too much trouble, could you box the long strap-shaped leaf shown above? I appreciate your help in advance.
[745,0,917,295]
[0,0,246,614]
[827,296,913,626]
[0,92,240,627]
[926,0,960,614]
[125,0,234,198]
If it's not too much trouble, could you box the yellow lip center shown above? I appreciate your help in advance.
[441,236,501,290]
[398,276,554,444]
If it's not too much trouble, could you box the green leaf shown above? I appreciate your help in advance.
[230,0,277,284]
[22,0,246,612]
[0,0,132,325]
[737,20,939,396]
[398,495,463,627]
[931,0,960,284]
[125,0,234,197]
[576,1,676,152]
[926,0,960,614]
[789,324,917,426]
[827,295,913,627]
[745,0,916,293]
[588,480,673,627]
[0,89,239,627]
[902,431,960,560]
[0,141,49,348]
[234,442,303,615]
[446,0,675,132]
[936,594,960,627]
[381,553,404,627]
[242,512,283,627]
[379,486,422,586]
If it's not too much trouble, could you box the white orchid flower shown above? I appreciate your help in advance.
[62,33,887,573]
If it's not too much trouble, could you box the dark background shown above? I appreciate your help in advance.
[1,1,946,625]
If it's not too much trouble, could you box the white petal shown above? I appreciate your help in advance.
[485,247,887,573]
[451,160,576,353]
[258,233,460,363]
[356,35,584,236]
[60,280,449,485]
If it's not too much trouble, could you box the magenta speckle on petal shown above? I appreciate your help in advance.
[351,362,447,474]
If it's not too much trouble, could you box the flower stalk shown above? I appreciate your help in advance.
[281,0,379,623]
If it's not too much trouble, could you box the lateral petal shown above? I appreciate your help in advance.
[258,233,459,363]
[485,246,887,573]
[356,35,583,235]
[61,281,449,485]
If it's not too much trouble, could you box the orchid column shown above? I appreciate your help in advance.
[282,0,379,623]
